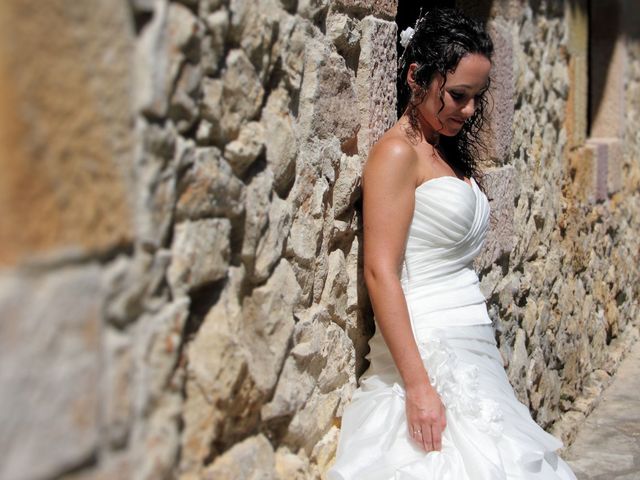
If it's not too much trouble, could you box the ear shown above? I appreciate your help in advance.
[407,63,419,92]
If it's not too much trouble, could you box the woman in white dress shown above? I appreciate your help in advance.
[328,9,577,479]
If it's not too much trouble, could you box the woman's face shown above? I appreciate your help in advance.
[409,53,491,137]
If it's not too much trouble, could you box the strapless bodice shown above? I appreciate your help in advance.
[401,175,491,329]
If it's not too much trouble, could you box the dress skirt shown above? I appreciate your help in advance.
[327,324,577,480]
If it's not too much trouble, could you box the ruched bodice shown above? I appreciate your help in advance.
[401,176,492,328]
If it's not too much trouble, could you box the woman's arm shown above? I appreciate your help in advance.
[362,137,446,452]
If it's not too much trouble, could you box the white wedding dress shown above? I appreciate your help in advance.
[328,176,576,479]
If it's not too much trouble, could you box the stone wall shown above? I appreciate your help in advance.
[0,0,639,479]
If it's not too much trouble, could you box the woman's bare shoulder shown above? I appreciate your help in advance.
[365,128,419,183]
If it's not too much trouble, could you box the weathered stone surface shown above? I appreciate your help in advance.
[355,16,397,153]
[136,2,201,118]
[224,121,265,176]
[170,62,202,133]
[202,434,277,479]
[134,298,190,411]
[134,121,178,248]
[200,78,224,145]
[242,170,274,269]
[486,18,515,165]
[0,0,134,266]
[332,154,362,217]
[275,447,309,480]
[219,48,265,141]
[475,165,517,270]
[321,249,348,325]
[297,39,360,144]
[201,9,229,76]
[229,0,282,79]
[181,266,246,471]
[253,196,293,282]
[326,12,360,58]
[242,260,301,395]
[331,0,397,19]
[133,394,183,480]
[103,327,133,449]
[168,218,231,295]
[0,265,102,480]
[262,87,298,195]
[176,146,245,220]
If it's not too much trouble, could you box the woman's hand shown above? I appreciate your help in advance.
[405,383,447,452]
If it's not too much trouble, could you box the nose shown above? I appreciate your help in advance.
[461,98,475,118]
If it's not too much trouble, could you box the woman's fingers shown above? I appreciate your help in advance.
[431,423,442,451]
[421,423,433,451]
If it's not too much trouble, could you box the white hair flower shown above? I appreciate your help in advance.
[399,26,415,48]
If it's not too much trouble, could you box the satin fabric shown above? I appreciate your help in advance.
[327,176,576,479]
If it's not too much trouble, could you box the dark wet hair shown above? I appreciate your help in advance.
[398,8,493,183]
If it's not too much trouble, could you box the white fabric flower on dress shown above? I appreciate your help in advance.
[399,27,415,48]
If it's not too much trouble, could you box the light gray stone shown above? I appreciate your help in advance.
[103,327,133,449]
[168,218,231,295]
[332,154,362,218]
[135,2,201,118]
[175,147,245,220]
[0,266,102,480]
[202,434,277,480]
[220,48,265,141]
[181,266,246,471]
[242,259,301,395]
[355,16,396,153]
[169,62,202,133]
[134,121,178,249]
[224,121,265,176]
[253,196,293,282]
[262,86,298,195]
[326,12,360,55]
[202,9,229,76]
[297,38,360,144]
[242,170,274,269]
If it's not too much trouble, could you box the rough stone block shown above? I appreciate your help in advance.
[219,48,265,141]
[585,137,624,201]
[297,39,360,145]
[242,259,302,395]
[0,0,134,266]
[262,87,298,195]
[486,18,515,165]
[474,165,517,270]
[331,0,397,20]
[202,434,277,479]
[0,265,102,480]
[175,147,245,221]
[356,16,397,154]
[168,218,231,295]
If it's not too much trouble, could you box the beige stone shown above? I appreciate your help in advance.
[220,48,265,141]
[355,16,397,153]
[331,0,396,19]
[297,38,360,144]
[253,196,293,282]
[0,0,134,266]
[243,260,302,395]
[168,219,231,295]
[176,147,245,220]
[262,86,298,195]
[224,121,265,176]
[202,434,277,479]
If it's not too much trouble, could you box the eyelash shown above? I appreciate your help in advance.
[449,91,484,101]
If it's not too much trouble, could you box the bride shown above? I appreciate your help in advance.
[327,9,577,479]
